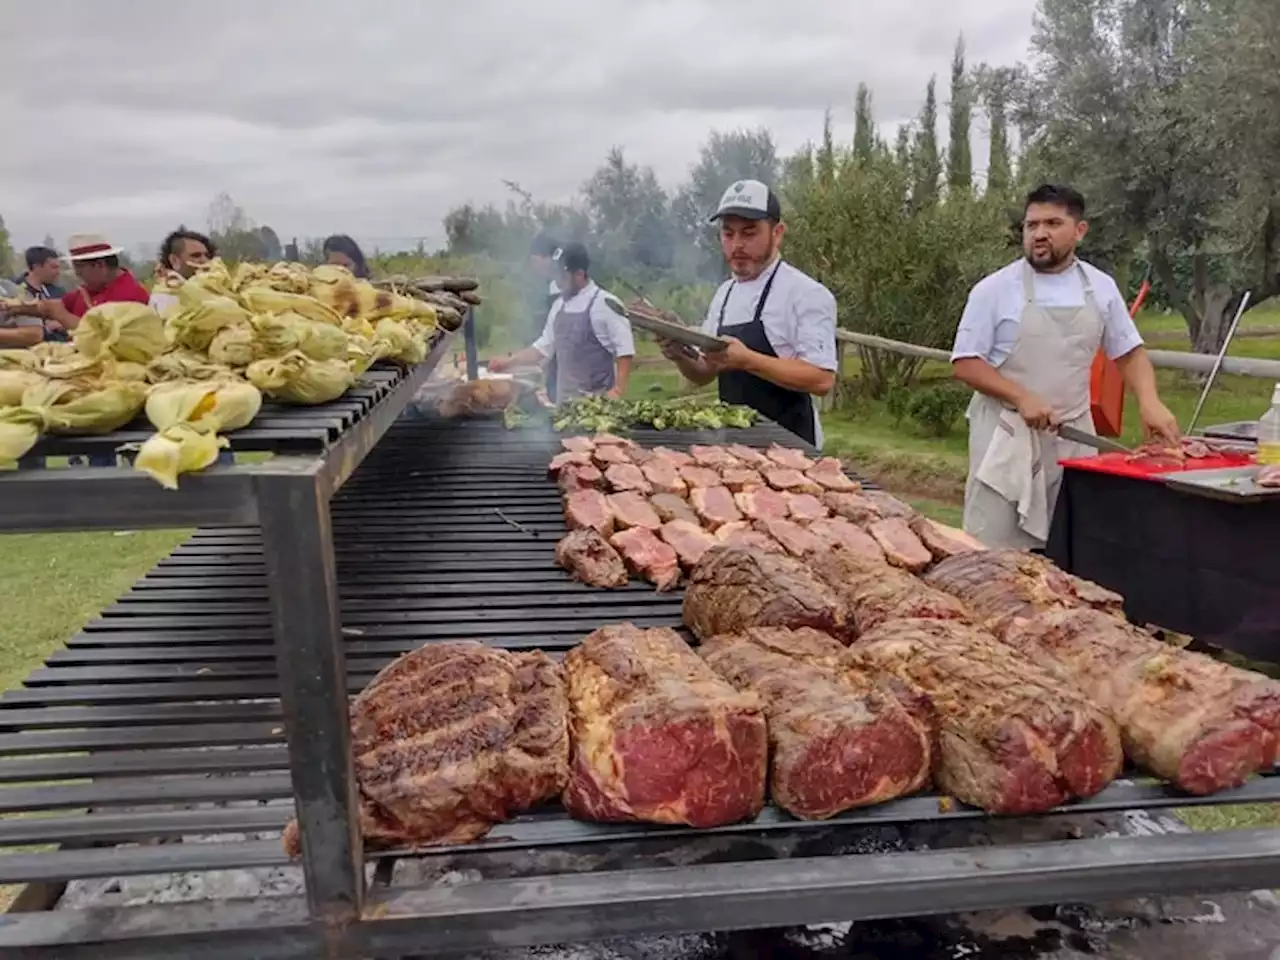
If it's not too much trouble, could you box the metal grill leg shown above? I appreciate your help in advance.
[257,472,363,927]
[464,306,479,381]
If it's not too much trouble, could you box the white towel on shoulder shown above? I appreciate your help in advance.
[973,409,1051,542]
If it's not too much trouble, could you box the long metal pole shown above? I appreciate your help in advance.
[1187,292,1252,435]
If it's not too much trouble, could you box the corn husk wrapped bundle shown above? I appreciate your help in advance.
[0,370,45,406]
[252,312,350,362]
[134,379,263,489]
[71,303,168,365]
[0,378,149,465]
[0,349,43,371]
[246,351,356,405]
[147,350,233,383]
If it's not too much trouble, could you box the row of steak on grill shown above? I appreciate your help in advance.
[284,539,1280,856]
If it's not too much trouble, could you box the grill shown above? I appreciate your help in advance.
[2,408,1280,957]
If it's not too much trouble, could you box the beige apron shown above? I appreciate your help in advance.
[963,261,1105,549]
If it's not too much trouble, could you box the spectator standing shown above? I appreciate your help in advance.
[149,229,216,315]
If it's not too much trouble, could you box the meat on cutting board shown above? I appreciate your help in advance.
[700,627,931,819]
[908,516,983,561]
[606,491,662,531]
[809,549,966,635]
[867,517,932,572]
[1003,608,1280,795]
[283,642,568,855]
[679,464,724,489]
[660,519,720,569]
[851,618,1123,814]
[716,522,786,555]
[726,444,772,468]
[719,467,764,492]
[765,443,815,471]
[557,463,603,494]
[604,463,652,495]
[561,436,595,454]
[593,444,634,469]
[555,529,629,588]
[785,492,829,523]
[735,486,790,521]
[563,488,614,537]
[684,546,853,642]
[548,451,592,478]
[610,527,680,591]
[649,446,694,467]
[650,493,700,526]
[756,517,824,557]
[806,458,861,492]
[806,517,885,561]
[562,624,767,827]
[690,444,741,469]
[765,468,823,496]
[691,485,743,530]
[640,459,688,496]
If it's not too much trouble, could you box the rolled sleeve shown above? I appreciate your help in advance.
[1099,278,1145,360]
[531,307,557,358]
[950,280,999,362]
[592,296,635,357]
[790,286,838,371]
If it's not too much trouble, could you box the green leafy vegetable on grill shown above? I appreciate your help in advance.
[506,394,759,433]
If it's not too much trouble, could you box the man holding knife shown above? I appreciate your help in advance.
[660,180,837,448]
[951,184,1179,550]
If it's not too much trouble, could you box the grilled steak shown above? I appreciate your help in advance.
[720,467,764,492]
[700,627,931,819]
[593,445,634,469]
[867,517,932,572]
[809,549,966,635]
[556,529,628,588]
[766,443,815,471]
[562,624,767,827]
[564,488,614,537]
[660,519,719,569]
[548,451,592,478]
[610,527,680,590]
[680,464,723,489]
[909,516,983,561]
[851,619,1123,813]
[806,458,860,492]
[765,467,822,495]
[641,459,687,496]
[734,486,790,521]
[690,444,740,469]
[864,490,919,519]
[785,492,829,523]
[606,491,661,531]
[650,493,699,525]
[561,437,595,453]
[558,463,603,494]
[821,491,881,525]
[691,485,742,530]
[604,462,652,495]
[594,433,637,449]
[649,446,693,467]
[684,546,853,642]
[1003,609,1280,794]
[716,522,786,554]
[756,517,824,557]
[284,642,569,856]
[726,443,772,468]
[806,517,885,561]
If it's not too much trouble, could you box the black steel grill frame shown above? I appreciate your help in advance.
[2,402,1280,956]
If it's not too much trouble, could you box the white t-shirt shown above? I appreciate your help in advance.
[148,290,180,316]
[699,259,838,448]
[950,259,1144,367]
[532,282,635,360]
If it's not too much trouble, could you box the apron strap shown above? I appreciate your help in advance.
[1020,260,1037,304]
[717,260,784,329]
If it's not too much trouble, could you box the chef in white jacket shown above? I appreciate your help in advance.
[951,184,1179,550]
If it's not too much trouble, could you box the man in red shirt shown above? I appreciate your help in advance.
[6,233,150,337]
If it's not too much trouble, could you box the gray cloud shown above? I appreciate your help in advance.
[0,0,1037,253]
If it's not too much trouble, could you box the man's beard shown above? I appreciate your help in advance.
[1026,245,1073,272]
[730,242,778,280]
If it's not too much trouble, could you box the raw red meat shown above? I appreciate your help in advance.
[604,463,653,496]
[700,627,931,819]
[548,451,592,477]
[756,517,824,557]
[650,493,699,525]
[606,491,661,531]
[1003,609,1280,795]
[785,492,829,523]
[684,546,853,642]
[660,519,719,569]
[555,529,628,588]
[908,516,983,561]
[716,522,786,555]
[765,444,815,471]
[557,463,603,494]
[561,437,595,453]
[765,468,822,495]
[690,444,740,469]
[691,485,742,530]
[610,528,680,590]
[808,549,966,635]
[649,446,693,467]
[867,517,932,572]
[719,468,764,492]
[594,445,635,470]
[806,517,885,561]
[563,488,614,537]
[806,458,861,492]
[562,624,767,827]
[726,444,772,468]
[640,459,687,496]
[735,486,790,521]
[680,464,723,489]
[852,618,1122,813]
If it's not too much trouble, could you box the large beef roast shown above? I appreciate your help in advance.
[562,624,767,827]
[700,627,931,819]
[808,549,967,635]
[283,642,568,855]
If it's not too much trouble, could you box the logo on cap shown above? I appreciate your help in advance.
[733,182,745,192]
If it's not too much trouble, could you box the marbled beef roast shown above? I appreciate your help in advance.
[282,642,568,855]
[562,624,767,827]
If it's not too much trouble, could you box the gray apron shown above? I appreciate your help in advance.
[552,289,615,402]
[963,261,1104,549]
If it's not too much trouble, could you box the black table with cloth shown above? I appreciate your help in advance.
[1045,464,1280,660]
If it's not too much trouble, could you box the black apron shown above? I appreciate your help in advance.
[544,287,562,403]
[716,262,817,445]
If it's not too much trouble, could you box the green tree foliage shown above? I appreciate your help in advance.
[581,147,675,277]
[206,193,269,265]
[947,37,973,195]
[912,78,942,209]
[977,66,1016,198]
[0,215,13,278]
[853,84,876,164]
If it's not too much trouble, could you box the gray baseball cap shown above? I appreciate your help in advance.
[708,179,782,224]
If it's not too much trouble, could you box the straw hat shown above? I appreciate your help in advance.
[66,233,123,262]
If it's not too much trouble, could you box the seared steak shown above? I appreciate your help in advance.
[610,527,680,590]
[660,519,719,569]
[766,444,815,471]
[604,462,652,495]
[680,464,723,489]
[650,493,700,525]
[563,488,613,537]
[785,492,829,523]
[641,459,687,496]
[808,549,966,635]
[556,529,628,588]
[691,485,742,530]
[867,517,932,572]
[806,517,885,561]
[735,486,790,521]
[606,491,661,531]
[765,467,822,495]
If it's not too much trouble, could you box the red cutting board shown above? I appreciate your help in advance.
[1061,450,1256,482]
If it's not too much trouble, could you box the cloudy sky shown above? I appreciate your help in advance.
[0,0,1038,256]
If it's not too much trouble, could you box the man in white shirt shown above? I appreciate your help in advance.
[951,183,1179,549]
[660,180,837,447]
[148,229,216,316]
[489,243,634,401]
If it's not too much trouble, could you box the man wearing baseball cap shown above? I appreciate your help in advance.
[489,242,635,401]
[660,179,838,447]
